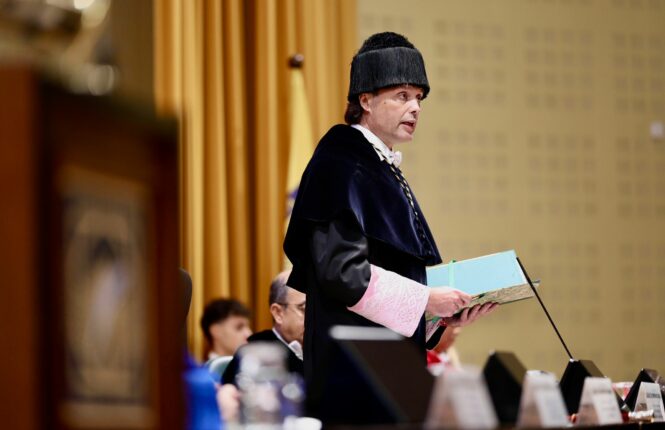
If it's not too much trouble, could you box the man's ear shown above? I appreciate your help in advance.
[269,303,283,324]
[209,321,222,340]
[359,92,372,113]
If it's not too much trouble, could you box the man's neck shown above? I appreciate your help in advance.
[271,326,289,345]
[212,345,233,357]
[352,123,401,168]
[272,327,303,360]
[357,120,392,150]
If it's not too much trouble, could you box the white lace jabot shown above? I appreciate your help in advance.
[351,124,402,167]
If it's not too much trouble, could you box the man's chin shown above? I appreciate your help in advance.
[395,133,415,144]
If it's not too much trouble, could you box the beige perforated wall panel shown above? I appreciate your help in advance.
[357,0,665,381]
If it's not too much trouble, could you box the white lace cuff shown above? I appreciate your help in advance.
[347,264,429,337]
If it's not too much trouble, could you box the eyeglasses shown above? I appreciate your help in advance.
[278,302,306,314]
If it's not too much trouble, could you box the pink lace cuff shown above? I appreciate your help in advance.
[347,264,430,337]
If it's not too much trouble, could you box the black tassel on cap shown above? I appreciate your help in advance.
[348,32,429,101]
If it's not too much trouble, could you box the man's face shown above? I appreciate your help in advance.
[272,288,306,345]
[210,314,252,356]
[360,85,424,148]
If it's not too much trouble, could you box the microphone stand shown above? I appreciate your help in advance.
[516,257,573,360]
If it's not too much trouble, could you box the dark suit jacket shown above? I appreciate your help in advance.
[221,329,304,385]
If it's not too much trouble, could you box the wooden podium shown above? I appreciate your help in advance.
[0,66,182,430]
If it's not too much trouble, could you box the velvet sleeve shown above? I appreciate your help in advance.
[309,218,371,307]
[310,218,430,338]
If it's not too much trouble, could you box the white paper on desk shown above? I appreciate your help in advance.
[517,371,569,428]
[576,377,622,426]
[425,366,498,430]
[635,382,665,422]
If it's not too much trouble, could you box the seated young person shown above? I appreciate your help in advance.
[200,298,252,364]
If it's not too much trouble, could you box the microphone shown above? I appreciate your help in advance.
[516,256,625,415]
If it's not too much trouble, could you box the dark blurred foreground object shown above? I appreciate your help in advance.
[179,268,193,347]
[559,359,626,415]
[316,326,434,425]
[560,359,603,415]
[624,368,665,412]
[483,350,527,424]
[0,65,181,430]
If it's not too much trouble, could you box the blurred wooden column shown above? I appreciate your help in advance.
[0,66,40,430]
[0,65,182,430]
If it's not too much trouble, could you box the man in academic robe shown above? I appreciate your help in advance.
[283,32,497,424]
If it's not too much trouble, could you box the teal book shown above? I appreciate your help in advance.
[426,250,538,310]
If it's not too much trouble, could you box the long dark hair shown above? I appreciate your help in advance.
[344,97,364,125]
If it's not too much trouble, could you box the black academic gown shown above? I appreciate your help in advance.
[283,125,443,424]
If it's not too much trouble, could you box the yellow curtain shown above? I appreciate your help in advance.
[154,0,357,358]
[283,66,314,270]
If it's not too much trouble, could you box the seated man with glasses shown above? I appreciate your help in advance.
[221,269,305,385]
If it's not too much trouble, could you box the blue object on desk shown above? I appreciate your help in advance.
[184,354,223,430]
